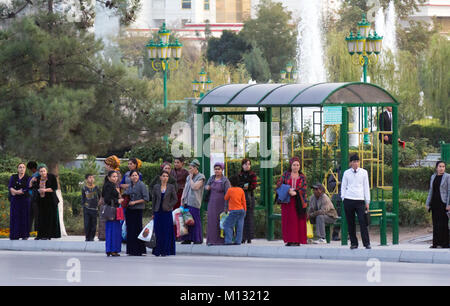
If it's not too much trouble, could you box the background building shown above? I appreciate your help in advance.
[402,0,450,35]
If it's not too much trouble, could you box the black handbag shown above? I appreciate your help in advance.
[295,193,307,216]
[145,231,156,249]
[100,203,116,221]
[365,210,371,226]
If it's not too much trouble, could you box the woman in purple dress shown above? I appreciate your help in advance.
[205,162,230,246]
[8,163,31,240]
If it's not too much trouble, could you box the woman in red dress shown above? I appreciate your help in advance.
[276,157,308,246]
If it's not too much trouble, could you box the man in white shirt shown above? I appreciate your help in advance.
[341,154,371,249]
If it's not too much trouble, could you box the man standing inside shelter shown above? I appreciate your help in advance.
[341,154,371,249]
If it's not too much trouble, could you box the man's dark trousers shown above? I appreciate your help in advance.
[344,199,370,247]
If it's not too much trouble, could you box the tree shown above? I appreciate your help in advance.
[395,50,423,126]
[206,30,250,66]
[334,0,426,33]
[239,0,297,81]
[0,2,179,175]
[422,34,450,126]
[243,46,271,83]
[0,0,141,28]
[397,19,438,57]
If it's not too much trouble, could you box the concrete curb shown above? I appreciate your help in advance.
[1,240,449,264]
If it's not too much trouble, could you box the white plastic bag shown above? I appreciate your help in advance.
[172,207,182,225]
[138,220,154,242]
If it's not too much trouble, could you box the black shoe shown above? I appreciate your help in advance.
[106,252,111,257]
[181,240,192,245]
[111,252,120,257]
[285,243,291,246]
[350,245,358,250]
[430,245,437,249]
[247,239,252,244]
[193,241,202,245]
[365,245,371,249]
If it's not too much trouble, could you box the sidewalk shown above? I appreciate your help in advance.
[1,235,449,264]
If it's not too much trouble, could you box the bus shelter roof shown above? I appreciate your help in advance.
[196,82,398,108]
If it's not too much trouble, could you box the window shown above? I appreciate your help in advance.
[182,0,191,9]
[204,0,210,10]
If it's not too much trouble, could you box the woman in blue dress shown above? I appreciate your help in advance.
[151,170,178,256]
[102,171,122,256]
[8,163,31,240]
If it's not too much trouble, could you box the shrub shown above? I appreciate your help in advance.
[59,170,84,192]
[63,191,82,216]
[386,199,431,227]
[401,124,450,148]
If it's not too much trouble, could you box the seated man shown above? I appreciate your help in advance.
[308,183,338,244]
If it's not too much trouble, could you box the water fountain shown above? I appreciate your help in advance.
[375,1,398,66]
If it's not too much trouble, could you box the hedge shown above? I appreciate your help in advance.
[401,124,450,148]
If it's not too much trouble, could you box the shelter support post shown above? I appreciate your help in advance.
[200,109,211,225]
[392,105,399,244]
[340,106,349,246]
[262,108,274,240]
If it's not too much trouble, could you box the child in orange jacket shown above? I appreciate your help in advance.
[223,176,247,245]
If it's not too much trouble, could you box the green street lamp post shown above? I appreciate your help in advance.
[345,13,383,144]
[146,23,183,145]
[193,68,213,98]
[280,61,297,83]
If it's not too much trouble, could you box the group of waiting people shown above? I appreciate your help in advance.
[97,156,258,257]
[7,154,449,253]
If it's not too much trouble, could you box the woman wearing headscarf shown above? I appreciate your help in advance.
[102,170,122,256]
[123,170,149,256]
[238,158,258,244]
[276,157,308,246]
[426,161,450,248]
[151,170,178,256]
[120,158,143,190]
[8,163,31,240]
[149,162,177,200]
[98,155,121,241]
[205,162,231,245]
[180,159,205,244]
[29,164,61,240]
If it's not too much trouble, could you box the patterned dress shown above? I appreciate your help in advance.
[277,171,308,244]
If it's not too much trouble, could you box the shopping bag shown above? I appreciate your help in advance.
[145,231,156,249]
[116,207,125,221]
[182,208,195,226]
[172,208,182,225]
[219,212,228,239]
[138,220,154,242]
[175,211,188,238]
[307,220,314,239]
[121,221,127,242]
[219,212,228,230]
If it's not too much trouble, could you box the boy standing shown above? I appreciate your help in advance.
[223,176,247,245]
[341,154,371,249]
[81,174,101,241]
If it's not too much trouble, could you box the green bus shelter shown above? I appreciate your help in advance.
[195,82,400,245]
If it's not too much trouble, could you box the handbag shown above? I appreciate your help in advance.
[121,195,130,209]
[365,210,371,226]
[100,203,116,221]
[116,206,125,221]
[276,184,291,204]
[295,193,308,216]
[307,220,314,239]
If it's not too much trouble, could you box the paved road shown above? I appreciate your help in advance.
[1,251,449,286]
